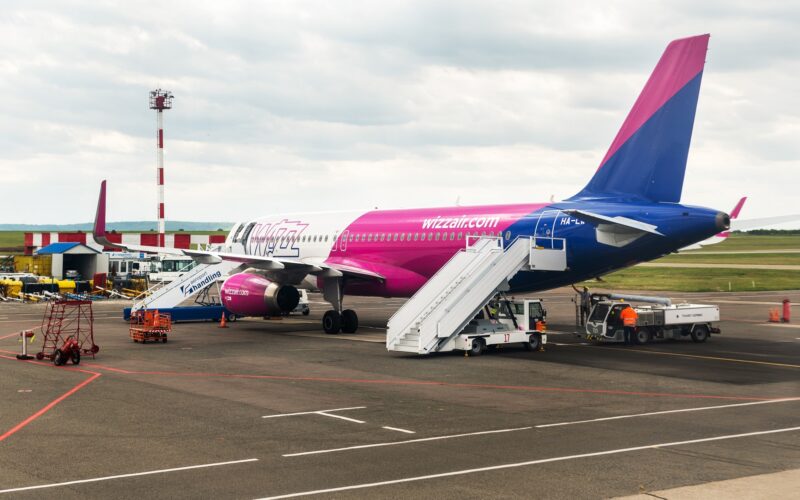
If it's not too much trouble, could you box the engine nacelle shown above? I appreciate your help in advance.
[220,273,300,317]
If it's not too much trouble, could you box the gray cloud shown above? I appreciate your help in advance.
[0,0,798,226]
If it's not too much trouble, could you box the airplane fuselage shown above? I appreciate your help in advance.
[227,199,725,298]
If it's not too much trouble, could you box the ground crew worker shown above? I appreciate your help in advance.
[571,285,591,326]
[620,305,638,345]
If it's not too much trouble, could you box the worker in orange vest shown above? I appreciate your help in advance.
[620,305,638,344]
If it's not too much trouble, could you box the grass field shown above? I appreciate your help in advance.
[582,233,800,292]
[686,233,800,252]
[579,268,800,292]
[657,253,800,265]
[0,231,24,251]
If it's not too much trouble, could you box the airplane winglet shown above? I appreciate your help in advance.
[730,196,747,219]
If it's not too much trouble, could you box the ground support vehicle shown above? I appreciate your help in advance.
[129,310,172,343]
[584,301,720,344]
[436,298,547,356]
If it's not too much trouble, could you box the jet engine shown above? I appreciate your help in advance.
[220,273,300,317]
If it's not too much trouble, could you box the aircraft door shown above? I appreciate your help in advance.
[533,210,562,249]
[339,230,349,252]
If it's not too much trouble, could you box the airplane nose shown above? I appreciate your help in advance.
[715,212,731,231]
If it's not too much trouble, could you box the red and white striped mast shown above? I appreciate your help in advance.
[149,89,173,247]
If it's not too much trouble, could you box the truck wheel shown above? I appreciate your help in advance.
[469,338,485,356]
[634,329,650,345]
[53,349,66,366]
[524,333,542,351]
[302,308,310,316]
[691,325,709,343]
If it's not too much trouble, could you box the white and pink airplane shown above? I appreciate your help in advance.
[95,34,732,334]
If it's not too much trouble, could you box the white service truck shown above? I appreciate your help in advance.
[437,297,548,355]
[584,300,721,344]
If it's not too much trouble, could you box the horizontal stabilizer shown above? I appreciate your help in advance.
[564,209,662,248]
[563,209,663,235]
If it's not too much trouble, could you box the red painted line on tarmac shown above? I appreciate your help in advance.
[0,325,42,341]
[81,363,768,402]
[0,355,102,443]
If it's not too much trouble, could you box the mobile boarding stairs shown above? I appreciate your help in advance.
[131,259,241,312]
[386,234,567,354]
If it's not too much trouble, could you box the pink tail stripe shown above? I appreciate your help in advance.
[598,34,709,170]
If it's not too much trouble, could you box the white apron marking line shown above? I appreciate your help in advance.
[262,406,366,419]
[382,426,415,434]
[535,398,800,428]
[283,427,532,457]
[0,458,259,494]
[261,427,800,499]
[317,412,365,424]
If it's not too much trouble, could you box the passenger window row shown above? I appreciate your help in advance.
[233,227,514,247]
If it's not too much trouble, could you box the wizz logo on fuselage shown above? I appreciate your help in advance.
[247,219,308,257]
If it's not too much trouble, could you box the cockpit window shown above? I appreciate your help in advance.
[231,223,245,243]
[239,222,257,245]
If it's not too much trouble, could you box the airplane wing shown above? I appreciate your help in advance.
[731,214,800,231]
[92,180,383,283]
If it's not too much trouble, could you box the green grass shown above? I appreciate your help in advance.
[657,253,800,265]
[0,231,24,252]
[688,233,800,252]
[579,267,800,292]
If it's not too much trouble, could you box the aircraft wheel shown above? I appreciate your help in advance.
[691,325,709,343]
[341,309,358,334]
[322,310,341,334]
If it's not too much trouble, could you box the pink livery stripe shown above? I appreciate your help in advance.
[598,34,709,171]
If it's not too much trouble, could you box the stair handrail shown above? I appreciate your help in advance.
[386,236,507,349]
[428,237,533,351]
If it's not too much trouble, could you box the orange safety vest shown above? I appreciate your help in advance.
[621,307,638,327]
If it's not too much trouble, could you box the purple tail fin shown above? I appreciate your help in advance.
[570,34,710,203]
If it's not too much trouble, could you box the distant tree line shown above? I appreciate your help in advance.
[734,229,800,235]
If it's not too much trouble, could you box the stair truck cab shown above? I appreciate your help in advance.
[438,297,548,356]
[584,300,720,344]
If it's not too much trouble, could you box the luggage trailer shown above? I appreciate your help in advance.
[584,300,721,344]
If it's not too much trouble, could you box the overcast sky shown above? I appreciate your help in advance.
[1,0,798,226]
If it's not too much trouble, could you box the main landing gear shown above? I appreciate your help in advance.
[321,277,359,334]
[322,309,359,334]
